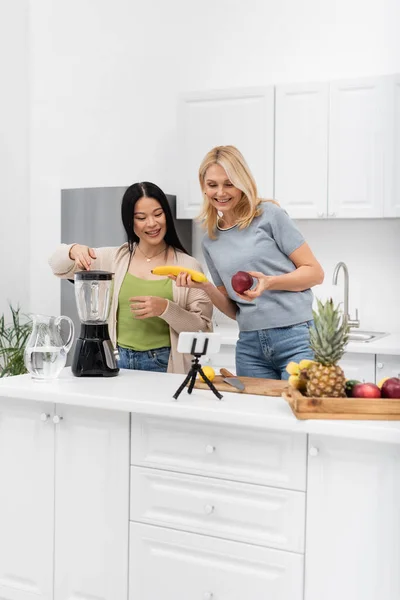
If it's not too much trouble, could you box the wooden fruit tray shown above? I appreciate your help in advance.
[283,386,400,420]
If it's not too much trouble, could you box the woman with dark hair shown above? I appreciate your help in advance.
[49,182,213,374]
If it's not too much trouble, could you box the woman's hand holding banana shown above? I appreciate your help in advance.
[151,265,208,289]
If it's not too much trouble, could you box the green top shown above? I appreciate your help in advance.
[117,273,173,351]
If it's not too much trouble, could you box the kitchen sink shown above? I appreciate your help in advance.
[348,330,388,343]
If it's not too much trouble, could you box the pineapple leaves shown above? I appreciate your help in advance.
[310,298,349,366]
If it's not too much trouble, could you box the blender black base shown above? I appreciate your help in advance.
[72,324,119,377]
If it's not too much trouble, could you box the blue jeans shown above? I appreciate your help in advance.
[117,345,170,373]
[235,321,314,380]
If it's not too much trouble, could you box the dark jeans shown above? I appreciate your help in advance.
[117,345,170,373]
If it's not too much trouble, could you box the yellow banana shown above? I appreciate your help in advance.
[286,361,300,376]
[151,265,208,283]
[298,359,315,370]
[288,374,307,392]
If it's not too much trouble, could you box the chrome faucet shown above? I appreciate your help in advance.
[332,262,360,328]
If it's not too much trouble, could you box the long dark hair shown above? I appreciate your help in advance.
[121,182,188,254]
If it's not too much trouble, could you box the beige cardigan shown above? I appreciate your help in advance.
[49,243,213,374]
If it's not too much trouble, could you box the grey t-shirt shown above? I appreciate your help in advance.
[202,202,313,331]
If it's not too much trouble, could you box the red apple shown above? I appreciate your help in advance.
[351,382,381,398]
[381,377,400,399]
[231,271,253,294]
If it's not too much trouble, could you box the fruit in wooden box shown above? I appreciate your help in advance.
[377,376,390,389]
[286,359,315,392]
[345,379,361,397]
[381,377,400,399]
[352,382,381,398]
[306,299,349,398]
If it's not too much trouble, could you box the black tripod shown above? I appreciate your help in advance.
[173,338,223,401]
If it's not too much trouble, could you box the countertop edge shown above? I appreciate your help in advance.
[1,371,400,445]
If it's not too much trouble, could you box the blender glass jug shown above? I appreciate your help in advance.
[74,271,113,323]
[72,270,119,377]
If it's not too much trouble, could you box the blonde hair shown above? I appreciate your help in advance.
[198,145,269,239]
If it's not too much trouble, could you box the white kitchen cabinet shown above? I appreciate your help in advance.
[130,466,306,553]
[275,83,329,219]
[129,522,304,600]
[0,399,130,600]
[0,399,55,600]
[53,404,130,600]
[339,352,375,383]
[385,74,400,216]
[305,435,400,600]
[177,87,274,218]
[328,77,388,218]
[131,415,307,491]
[375,353,400,381]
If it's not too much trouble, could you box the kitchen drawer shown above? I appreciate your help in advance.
[130,466,305,553]
[130,416,307,491]
[129,522,304,600]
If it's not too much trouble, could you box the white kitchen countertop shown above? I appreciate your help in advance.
[215,324,400,355]
[1,368,400,444]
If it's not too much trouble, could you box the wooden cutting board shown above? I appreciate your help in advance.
[194,375,288,396]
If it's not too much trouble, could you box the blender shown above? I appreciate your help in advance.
[72,270,119,377]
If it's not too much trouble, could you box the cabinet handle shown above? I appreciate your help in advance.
[377,363,383,369]
[203,593,213,599]
[205,444,215,454]
[40,412,50,422]
[309,447,319,457]
[204,504,215,515]
[53,415,63,424]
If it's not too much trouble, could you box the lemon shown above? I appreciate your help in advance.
[377,376,389,389]
[198,366,215,382]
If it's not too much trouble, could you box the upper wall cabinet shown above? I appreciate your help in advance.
[328,77,388,219]
[277,77,391,220]
[386,74,400,217]
[275,83,329,219]
[177,88,274,219]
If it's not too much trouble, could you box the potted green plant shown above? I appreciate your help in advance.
[0,305,32,377]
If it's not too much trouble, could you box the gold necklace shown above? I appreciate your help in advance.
[137,244,167,262]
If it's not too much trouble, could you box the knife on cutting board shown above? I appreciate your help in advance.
[219,368,245,392]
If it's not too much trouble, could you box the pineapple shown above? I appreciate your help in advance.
[306,298,349,398]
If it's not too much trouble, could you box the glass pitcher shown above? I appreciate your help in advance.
[24,314,75,380]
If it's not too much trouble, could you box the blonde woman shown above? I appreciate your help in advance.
[49,182,212,374]
[174,146,324,380]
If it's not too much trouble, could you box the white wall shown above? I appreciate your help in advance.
[0,0,29,319]
[23,0,400,332]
